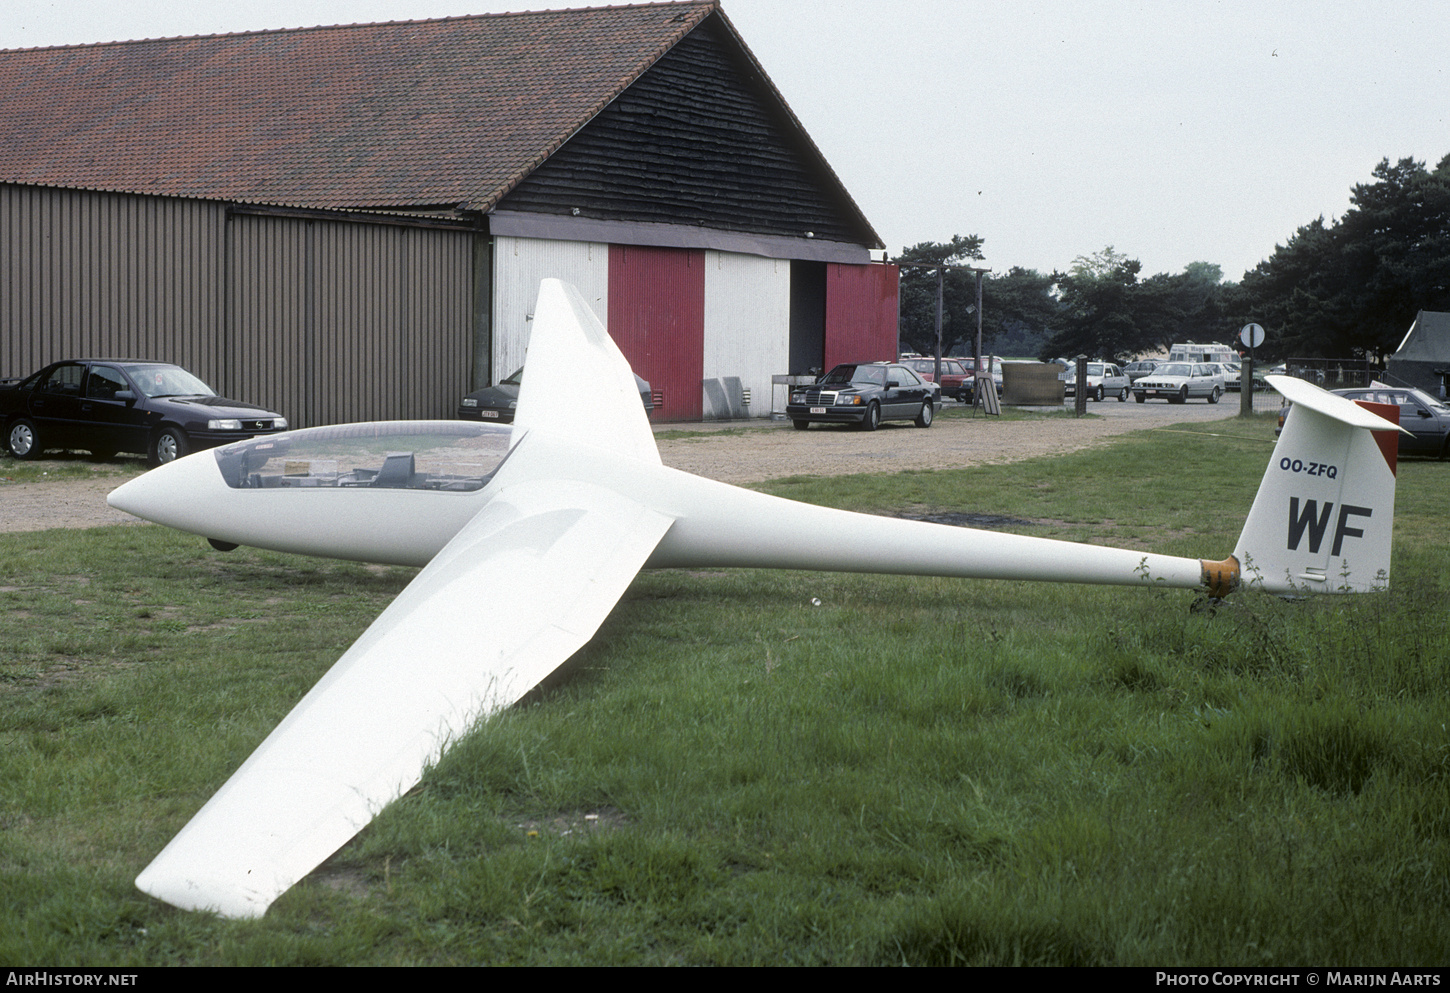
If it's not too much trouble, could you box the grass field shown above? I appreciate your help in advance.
[2,416,1447,965]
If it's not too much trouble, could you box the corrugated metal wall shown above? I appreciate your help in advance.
[2,184,226,380]
[491,236,609,381]
[2,184,476,429]
[823,262,900,371]
[702,252,790,419]
[228,214,474,427]
[608,245,706,421]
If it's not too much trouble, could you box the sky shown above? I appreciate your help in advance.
[2,0,1446,282]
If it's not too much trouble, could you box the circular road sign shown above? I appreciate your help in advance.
[1240,323,1265,349]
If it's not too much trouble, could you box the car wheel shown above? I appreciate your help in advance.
[1094,385,1104,402]
[6,418,41,459]
[1135,393,1145,403]
[1208,386,1222,404]
[915,400,934,428]
[791,419,809,431]
[1173,386,1188,404]
[1119,386,1129,402]
[150,427,188,466]
[860,401,880,432]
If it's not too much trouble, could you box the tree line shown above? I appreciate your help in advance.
[894,154,1450,363]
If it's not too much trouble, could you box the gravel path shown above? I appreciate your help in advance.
[657,401,1238,484]
[0,400,1240,532]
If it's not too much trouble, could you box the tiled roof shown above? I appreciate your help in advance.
[0,2,721,211]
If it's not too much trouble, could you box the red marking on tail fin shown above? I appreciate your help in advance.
[1355,400,1400,477]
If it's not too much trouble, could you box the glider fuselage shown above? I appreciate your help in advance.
[112,420,1209,590]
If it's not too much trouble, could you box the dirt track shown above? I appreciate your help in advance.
[0,401,1240,532]
[656,401,1238,484]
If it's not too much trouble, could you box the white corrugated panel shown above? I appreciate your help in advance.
[492,236,609,381]
[702,252,790,419]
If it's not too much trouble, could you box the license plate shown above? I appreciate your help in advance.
[810,407,827,414]
[481,410,499,418]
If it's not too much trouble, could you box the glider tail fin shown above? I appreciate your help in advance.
[1232,376,1403,594]
[513,279,661,465]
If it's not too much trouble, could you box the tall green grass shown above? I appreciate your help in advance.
[2,416,1447,965]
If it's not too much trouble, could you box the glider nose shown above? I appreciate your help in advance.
[108,450,229,532]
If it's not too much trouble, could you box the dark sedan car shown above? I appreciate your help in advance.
[457,368,654,422]
[1123,360,1158,384]
[1278,386,1450,458]
[786,362,936,430]
[2,360,287,465]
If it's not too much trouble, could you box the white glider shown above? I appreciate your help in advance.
[108,280,1405,918]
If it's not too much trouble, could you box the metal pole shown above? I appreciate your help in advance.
[933,267,944,384]
[1239,355,1254,418]
[975,270,984,403]
[1075,355,1088,417]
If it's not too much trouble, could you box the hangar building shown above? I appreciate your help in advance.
[0,1,896,425]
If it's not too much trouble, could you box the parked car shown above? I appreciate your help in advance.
[458,368,653,422]
[1123,360,1158,384]
[1278,387,1450,458]
[1133,362,1224,404]
[1214,360,1269,393]
[1217,359,1241,391]
[1064,362,1131,401]
[961,355,1005,401]
[902,357,970,401]
[2,359,287,465]
[787,362,935,430]
[1224,360,1272,393]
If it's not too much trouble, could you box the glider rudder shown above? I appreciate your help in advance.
[1232,376,1403,594]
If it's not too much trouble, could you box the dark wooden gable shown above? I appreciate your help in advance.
[496,14,878,248]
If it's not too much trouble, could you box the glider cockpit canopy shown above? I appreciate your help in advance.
[213,421,514,493]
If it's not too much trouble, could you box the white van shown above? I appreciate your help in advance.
[1169,343,1242,389]
[1169,342,1238,364]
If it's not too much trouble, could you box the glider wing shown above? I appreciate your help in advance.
[135,475,673,918]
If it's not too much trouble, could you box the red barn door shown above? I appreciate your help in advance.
[823,262,899,371]
[608,245,706,421]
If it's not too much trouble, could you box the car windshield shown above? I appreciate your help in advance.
[1409,389,1449,411]
[821,365,886,386]
[121,363,213,398]
[1356,389,1450,412]
[1087,364,1104,375]
[500,369,523,386]
[1154,364,1192,377]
